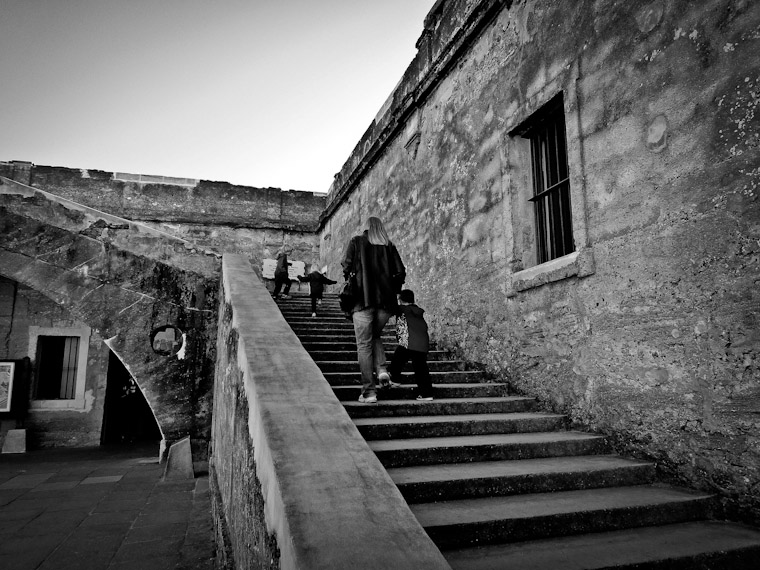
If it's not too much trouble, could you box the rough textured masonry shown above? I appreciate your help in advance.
[211,255,451,570]
[0,161,326,274]
[318,0,760,522]
[1,176,219,456]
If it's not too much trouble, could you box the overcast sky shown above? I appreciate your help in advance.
[0,0,436,193]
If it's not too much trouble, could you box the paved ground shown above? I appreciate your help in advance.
[0,443,215,570]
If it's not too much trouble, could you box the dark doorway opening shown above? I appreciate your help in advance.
[101,351,161,445]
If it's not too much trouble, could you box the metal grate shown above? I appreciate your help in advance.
[526,101,575,264]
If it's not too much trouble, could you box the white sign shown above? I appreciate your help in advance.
[0,362,15,412]
[262,259,305,280]
[262,258,277,279]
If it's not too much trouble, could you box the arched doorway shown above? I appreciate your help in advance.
[101,351,161,445]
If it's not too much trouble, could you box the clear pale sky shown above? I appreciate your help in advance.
[0,0,436,193]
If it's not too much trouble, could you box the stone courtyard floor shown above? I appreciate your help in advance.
[0,443,215,570]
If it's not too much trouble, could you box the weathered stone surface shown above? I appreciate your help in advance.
[0,162,325,276]
[163,436,195,480]
[1,429,26,453]
[318,0,760,522]
[0,183,219,455]
[212,255,452,570]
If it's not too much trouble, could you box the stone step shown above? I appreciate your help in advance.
[296,331,396,340]
[295,334,396,343]
[281,314,348,321]
[300,341,398,352]
[333,383,508,401]
[307,350,453,362]
[323,370,486,386]
[279,300,342,305]
[353,411,566,440]
[289,325,373,334]
[317,360,468,373]
[344,396,536,418]
[279,307,344,315]
[411,485,716,550]
[444,520,760,570]
[368,431,609,468]
[287,318,392,327]
[277,294,760,566]
[290,318,383,326]
[386,455,655,503]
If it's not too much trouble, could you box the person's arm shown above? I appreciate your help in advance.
[341,238,356,279]
[390,245,406,290]
[322,275,337,285]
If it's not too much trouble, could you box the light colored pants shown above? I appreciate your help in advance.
[352,307,392,397]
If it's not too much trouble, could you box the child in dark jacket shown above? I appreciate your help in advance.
[272,246,293,300]
[388,289,433,400]
[298,265,337,317]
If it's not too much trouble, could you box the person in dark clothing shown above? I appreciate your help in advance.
[298,265,337,317]
[389,289,433,400]
[272,245,293,300]
[342,217,406,403]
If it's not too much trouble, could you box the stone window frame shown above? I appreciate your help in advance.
[503,64,595,297]
[27,326,90,410]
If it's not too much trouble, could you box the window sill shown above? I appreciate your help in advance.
[506,247,595,297]
[29,398,85,411]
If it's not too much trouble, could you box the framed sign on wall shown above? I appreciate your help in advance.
[0,362,15,413]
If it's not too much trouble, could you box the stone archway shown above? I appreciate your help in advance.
[1,177,220,458]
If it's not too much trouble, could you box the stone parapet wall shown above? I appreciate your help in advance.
[0,162,325,231]
[0,161,325,274]
[318,0,760,522]
[211,255,451,570]
[1,178,219,456]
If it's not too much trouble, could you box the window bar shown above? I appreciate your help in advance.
[60,337,79,399]
[532,137,547,263]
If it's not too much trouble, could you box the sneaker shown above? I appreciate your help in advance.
[416,395,434,401]
[377,371,391,384]
[358,394,377,403]
[311,312,317,318]
[317,299,322,305]
[281,294,291,300]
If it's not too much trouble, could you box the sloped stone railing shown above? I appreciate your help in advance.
[210,254,450,570]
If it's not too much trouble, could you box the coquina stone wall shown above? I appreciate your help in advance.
[1,177,220,457]
[318,0,760,521]
[0,162,325,273]
[0,276,109,448]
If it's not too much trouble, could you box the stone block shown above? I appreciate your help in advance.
[2,429,27,454]
[163,436,195,480]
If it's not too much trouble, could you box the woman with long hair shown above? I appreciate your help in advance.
[342,217,406,403]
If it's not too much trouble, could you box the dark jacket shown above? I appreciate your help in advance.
[342,231,406,312]
[275,253,291,278]
[298,271,337,297]
[395,304,429,353]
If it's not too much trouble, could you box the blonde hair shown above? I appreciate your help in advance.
[367,217,390,246]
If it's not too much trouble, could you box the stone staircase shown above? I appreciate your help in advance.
[277,293,760,569]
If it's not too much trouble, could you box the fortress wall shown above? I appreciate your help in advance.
[318,0,760,522]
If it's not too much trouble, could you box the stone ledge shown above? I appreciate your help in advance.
[215,254,451,570]
[507,248,596,297]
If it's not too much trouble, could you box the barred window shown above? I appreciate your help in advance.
[522,96,575,263]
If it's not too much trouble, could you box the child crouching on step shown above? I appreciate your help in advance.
[388,289,433,400]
